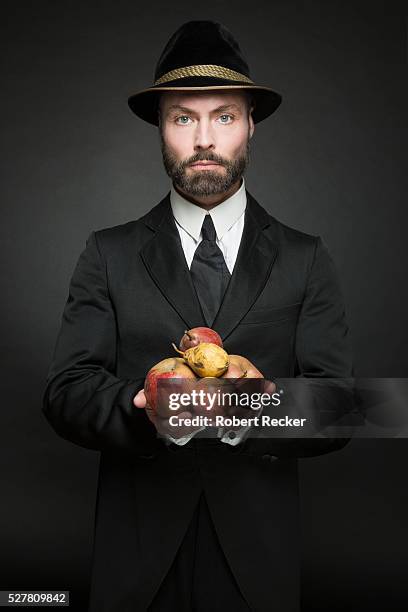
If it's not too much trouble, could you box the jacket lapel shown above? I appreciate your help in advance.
[140,194,207,329]
[212,191,278,341]
[139,190,278,340]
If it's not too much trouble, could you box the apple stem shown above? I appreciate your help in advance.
[185,329,193,340]
[172,342,185,356]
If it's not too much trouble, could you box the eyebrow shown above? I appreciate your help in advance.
[165,103,242,116]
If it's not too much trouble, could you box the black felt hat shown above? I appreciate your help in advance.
[128,20,282,125]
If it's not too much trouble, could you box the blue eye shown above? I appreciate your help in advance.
[176,116,191,125]
[219,114,233,123]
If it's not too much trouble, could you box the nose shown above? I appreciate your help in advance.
[194,118,215,152]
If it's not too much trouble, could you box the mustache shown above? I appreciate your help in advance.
[182,152,227,168]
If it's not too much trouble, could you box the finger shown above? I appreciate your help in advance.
[264,380,277,395]
[133,389,147,409]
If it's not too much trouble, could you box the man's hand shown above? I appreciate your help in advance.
[133,376,277,442]
[133,389,204,440]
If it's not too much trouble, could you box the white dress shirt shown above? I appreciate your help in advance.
[163,178,251,447]
[171,177,246,274]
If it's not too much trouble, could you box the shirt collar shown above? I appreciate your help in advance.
[170,177,247,241]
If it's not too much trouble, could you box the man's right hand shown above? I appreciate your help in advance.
[133,389,204,441]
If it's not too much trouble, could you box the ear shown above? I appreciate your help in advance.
[249,110,255,139]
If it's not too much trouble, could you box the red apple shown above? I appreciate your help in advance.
[192,377,225,418]
[220,356,266,417]
[144,357,197,415]
[179,327,223,351]
[222,355,264,379]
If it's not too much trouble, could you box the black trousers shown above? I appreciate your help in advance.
[147,490,251,612]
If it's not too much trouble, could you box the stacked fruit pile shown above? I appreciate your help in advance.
[144,327,263,413]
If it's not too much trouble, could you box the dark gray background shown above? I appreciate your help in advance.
[1,1,407,610]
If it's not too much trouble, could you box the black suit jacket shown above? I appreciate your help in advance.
[43,190,353,612]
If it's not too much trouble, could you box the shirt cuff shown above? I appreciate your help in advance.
[161,426,206,446]
[218,403,266,445]
[219,425,252,446]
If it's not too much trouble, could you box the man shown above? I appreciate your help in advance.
[43,21,353,612]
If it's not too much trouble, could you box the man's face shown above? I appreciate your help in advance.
[159,91,254,197]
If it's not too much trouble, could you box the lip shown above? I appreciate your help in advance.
[190,162,222,168]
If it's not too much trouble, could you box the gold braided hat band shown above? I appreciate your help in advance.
[154,64,254,86]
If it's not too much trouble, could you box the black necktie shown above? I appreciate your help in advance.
[190,214,231,327]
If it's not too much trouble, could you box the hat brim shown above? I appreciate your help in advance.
[128,76,282,125]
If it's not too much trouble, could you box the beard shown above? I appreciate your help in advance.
[160,134,250,197]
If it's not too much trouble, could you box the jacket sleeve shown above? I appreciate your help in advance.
[243,236,355,459]
[294,236,353,379]
[42,231,159,457]
[288,236,355,457]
